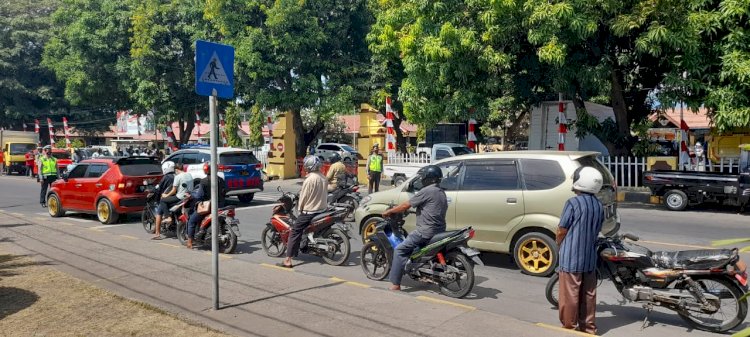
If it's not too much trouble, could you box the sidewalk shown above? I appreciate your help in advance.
[0,212,562,337]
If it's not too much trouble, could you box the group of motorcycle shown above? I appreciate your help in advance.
[140,177,749,333]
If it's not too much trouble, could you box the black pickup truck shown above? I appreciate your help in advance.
[642,170,750,211]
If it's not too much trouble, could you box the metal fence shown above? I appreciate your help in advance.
[253,150,269,168]
[386,153,432,165]
[598,156,741,188]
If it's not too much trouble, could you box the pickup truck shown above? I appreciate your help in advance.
[643,170,750,211]
[384,143,472,186]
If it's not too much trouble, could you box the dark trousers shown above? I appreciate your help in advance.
[187,211,205,239]
[40,175,56,204]
[158,195,180,216]
[368,171,381,194]
[558,271,597,335]
[286,213,317,258]
[388,232,430,286]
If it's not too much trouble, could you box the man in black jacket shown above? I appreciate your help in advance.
[186,163,226,248]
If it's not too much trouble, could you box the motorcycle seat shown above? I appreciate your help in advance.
[427,230,462,245]
[652,249,735,270]
[220,205,235,211]
[311,211,333,223]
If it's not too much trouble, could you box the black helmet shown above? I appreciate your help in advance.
[421,165,442,187]
[330,152,341,163]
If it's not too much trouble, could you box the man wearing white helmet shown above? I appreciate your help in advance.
[152,161,176,239]
[277,155,328,268]
[556,166,604,335]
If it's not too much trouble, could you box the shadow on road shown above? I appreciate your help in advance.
[0,223,32,228]
[234,240,261,255]
[0,287,39,320]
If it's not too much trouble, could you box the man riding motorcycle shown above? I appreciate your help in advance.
[381,165,447,291]
[186,163,227,249]
[326,153,347,192]
[153,162,192,240]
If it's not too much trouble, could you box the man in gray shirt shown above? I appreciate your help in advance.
[153,163,192,240]
[382,164,447,291]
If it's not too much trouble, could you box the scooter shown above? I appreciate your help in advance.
[175,206,240,254]
[360,207,483,298]
[327,177,361,222]
[261,187,352,265]
[141,182,182,236]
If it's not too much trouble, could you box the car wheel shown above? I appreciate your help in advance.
[513,232,557,277]
[238,193,254,203]
[96,198,119,224]
[393,176,406,187]
[360,216,383,243]
[47,194,65,217]
[664,189,688,211]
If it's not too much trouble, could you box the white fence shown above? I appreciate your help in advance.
[386,153,431,165]
[253,150,269,168]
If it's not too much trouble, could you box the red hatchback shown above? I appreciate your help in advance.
[46,157,163,224]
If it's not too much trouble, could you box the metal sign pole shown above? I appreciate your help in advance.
[209,89,219,310]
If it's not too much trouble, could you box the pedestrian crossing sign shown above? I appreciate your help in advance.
[195,40,234,98]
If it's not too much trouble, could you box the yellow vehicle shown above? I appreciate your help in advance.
[707,133,750,163]
[354,151,619,277]
[1,130,38,175]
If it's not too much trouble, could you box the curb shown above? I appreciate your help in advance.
[616,191,658,204]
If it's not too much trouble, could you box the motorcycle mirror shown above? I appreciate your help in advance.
[277,186,282,192]
[623,233,639,241]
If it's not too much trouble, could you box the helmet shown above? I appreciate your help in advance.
[329,152,341,163]
[43,145,52,150]
[303,155,322,172]
[421,165,442,187]
[161,161,175,175]
[572,166,603,194]
[203,162,211,175]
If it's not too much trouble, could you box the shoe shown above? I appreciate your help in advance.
[196,229,206,238]
[41,203,46,208]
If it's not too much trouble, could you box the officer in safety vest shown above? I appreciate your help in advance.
[366,145,383,194]
[39,146,58,207]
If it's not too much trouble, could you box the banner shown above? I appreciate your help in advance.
[116,110,148,135]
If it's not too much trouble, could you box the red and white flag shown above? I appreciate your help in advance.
[468,118,477,150]
[679,119,691,169]
[195,111,202,142]
[558,93,566,151]
[34,120,40,146]
[219,113,228,147]
[46,118,55,147]
[384,97,396,154]
[165,125,177,151]
[62,117,71,148]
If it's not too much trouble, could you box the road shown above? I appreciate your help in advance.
[0,174,747,336]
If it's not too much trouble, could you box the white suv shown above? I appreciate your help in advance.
[315,143,360,162]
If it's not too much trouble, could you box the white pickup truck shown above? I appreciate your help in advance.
[384,143,473,186]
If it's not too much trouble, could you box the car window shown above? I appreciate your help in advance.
[340,145,355,152]
[182,152,199,164]
[117,158,161,176]
[461,161,520,191]
[67,164,88,179]
[575,155,614,186]
[85,164,109,178]
[317,145,331,151]
[220,152,258,165]
[10,143,36,155]
[410,162,462,192]
[451,146,473,156]
[435,149,452,160]
[198,153,210,163]
[167,154,183,164]
[520,159,566,190]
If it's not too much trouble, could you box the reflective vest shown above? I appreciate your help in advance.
[369,154,383,172]
[41,157,57,176]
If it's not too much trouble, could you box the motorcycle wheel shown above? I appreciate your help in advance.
[219,223,237,254]
[545,273,559,307]
[176,220,188,246]
[438,252,475,298]
[142,206,155,234]
[674,277,748,333]
[338,195,357,222]
[261,226,286,257]
[360,241,390,280]
[321,228,350,266]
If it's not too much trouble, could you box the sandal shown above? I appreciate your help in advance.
[151,236,164,240]
[275,262,293,269]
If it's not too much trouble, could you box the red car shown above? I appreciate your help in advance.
[46,157,163,224]
[50,148,73,174]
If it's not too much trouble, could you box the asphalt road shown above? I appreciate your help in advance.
[0,174,748,337]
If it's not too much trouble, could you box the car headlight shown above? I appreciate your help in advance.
[360,195,372,206]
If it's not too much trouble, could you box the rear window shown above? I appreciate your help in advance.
[10,143,36,155]
[117,158,161,176]
[452,146,473,156]
[220,152,259,165]
[575,156,614,185]
[521,159,566,190]
[341,145,356,152]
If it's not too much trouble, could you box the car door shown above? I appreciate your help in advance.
[79,164,110,210]
[398,161,462,233]
[454,159,524,251]
[61,164,89,210]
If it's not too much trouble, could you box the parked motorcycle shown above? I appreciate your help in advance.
[261,187,352,265]
[175,206,240,254]
[545,233,748,333]
[360,208,483,298]
[327,179,361,222]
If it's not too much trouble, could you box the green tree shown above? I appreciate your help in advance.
[205,0,371,157]
[224,103,243,148]
[246,105,266,149]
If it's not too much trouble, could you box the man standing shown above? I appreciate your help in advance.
[153,162,192,240]
[382,165,447,291]
[25,151,34,177]
[556,166,604,335]
[39,146,58,207]
[366,146,383,194]
[277,156,327,268]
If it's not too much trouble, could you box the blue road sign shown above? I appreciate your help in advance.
[195,40,234,99]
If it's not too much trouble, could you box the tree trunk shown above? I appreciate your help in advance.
[392,115,408,153]
[291,109,307,159]
[505,109,528,142]
[610,67,630,155]
[176,112,196,146]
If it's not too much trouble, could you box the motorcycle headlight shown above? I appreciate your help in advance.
[360,195,372,206]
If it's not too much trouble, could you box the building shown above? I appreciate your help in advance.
[529,101,614,155]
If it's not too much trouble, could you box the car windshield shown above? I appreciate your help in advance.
[51,152,71,160]
[117,158,161,176]
[220,152,259,165]
[9,143,36,155]
[575,155,614,185]
[340,145,356,152]
[452,146,473,156]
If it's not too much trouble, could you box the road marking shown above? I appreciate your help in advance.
[260,263,294,272]
[330,277,370,288]
[204,252,232,259]
[68,218,94,223]
[10,212,23,216]
[34,217,47,222]
[35,212,49,216]
[157,243,181,248]
[415,296,475,311]
[535,323,596,336]
[90,224,129,229]
[235,204,277,211]
[120,235,138,240]
[640,240,714,250]
[87,227,104,232]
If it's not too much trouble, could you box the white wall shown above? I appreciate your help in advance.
[529,101,611,155]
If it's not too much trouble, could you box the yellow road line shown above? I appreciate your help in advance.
[415,296,475,311]
[204,252,232,259]
[157,243,181,248]
[535,323,596,336]
[120,235,138,240]
[640,240,714,250]
[330,277,370,288]
[260,263,294,272]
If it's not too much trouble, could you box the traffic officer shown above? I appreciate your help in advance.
[366,146,383,193]
[39,146,58,207]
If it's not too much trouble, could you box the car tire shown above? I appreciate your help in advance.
[513,232,557,277]
[393,176,406,187]
[47,193,65,217]
[238,193,254,203]
[360,216,383,243]
[96,198,119,224]
[664,189,688,211]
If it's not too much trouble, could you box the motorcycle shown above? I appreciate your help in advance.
[175,205,240,254]
[545,232,748,333]
[261,187,352,266]
[327,176,361,222]
[141,181,182,236]
[360,208,483,298]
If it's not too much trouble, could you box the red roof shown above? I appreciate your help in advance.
[338,114,417,133]
[650,107,711,129]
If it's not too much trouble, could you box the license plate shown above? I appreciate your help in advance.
[240,171,249,176]
[736,273,748,286]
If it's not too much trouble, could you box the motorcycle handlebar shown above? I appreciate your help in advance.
[621,233,639,242]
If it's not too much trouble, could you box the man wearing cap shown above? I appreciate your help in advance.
[366,146,383,193]
[39,146,58,207]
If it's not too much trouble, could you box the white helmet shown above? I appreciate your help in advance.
[572,166,603,194]
[303,155,322,172]
[161,161,175,174]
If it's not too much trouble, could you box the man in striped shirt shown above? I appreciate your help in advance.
[556,166,604,335]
